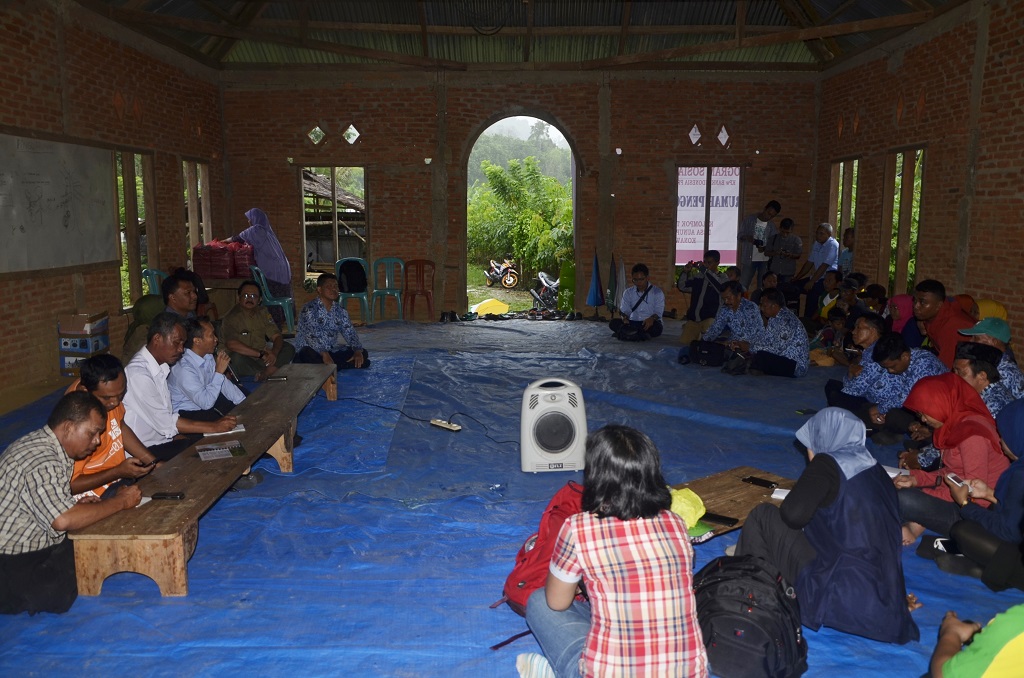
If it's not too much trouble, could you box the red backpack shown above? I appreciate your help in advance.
[495,481,585,617]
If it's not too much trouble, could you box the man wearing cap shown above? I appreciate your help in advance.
[959,317,1024,398]
[912,279,976,368]
[858,284,888,314]
[792,223,839,319]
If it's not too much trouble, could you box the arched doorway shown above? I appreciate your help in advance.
[464,115,577,315]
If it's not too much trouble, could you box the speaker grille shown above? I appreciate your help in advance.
[568,393,578,408]
[534,411,576,454]
[529,394,539,409]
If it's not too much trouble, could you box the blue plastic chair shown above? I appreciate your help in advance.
[370,257,405,322]
[249,265,295,333]
[142,268,168,295]
[334,257,371,323]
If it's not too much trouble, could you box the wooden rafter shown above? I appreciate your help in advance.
[617,1,631,57]
[417,0,430,59]
[579,12,933,69]
[523,0,533,63]
[736,0,747,45]
[793,0,845,59]
[775,0,837,64]
[96,5,468,70]
[207,2,269,63]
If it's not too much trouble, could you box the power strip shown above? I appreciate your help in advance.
[430,418,462,432]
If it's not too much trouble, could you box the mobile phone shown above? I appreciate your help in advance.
[701,512,739,527]
[946,473,965,488]
[741,475,778,489]
[150,491,185,500]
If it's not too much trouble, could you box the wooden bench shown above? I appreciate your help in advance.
[68,363,336,597]
[673,465,796,539]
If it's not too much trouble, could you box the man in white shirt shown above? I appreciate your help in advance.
[609,263,665,341]
[122,313,236,461]
[737,200,781,292]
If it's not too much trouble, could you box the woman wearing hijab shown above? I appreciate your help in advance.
[887,293,926,349]
[226,208,293,327]
[933,399,1024,589]
[894,373,1010,544]
[735,407,920,644]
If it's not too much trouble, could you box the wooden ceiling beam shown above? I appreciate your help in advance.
[207,2,269,64]
[523,0,533,62]
[251,19,786,38]
[819,0,859,27]
[775,0,835,64]
[617,1,632,56]
[102,6,467,69]
[736,0,747,44]
[579,11,932,69]
[793,0,844,58]
[417,0,430,59]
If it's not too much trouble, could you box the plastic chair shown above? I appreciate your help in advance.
[142,268,168,295]
[249,265,295,333]
[403,259,435,321]
[334,257,371,323]
[370,257,405,322]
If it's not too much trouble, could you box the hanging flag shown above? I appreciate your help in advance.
[606,254,617,312]
[586,250,605,308]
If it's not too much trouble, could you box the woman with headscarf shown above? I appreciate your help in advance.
[226,208,292,327]
[895,373,1010,544]
[887,293,926,349]
[735,407,920,644]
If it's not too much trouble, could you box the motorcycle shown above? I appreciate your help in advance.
[484,257,519,289]
[530,270,560,310]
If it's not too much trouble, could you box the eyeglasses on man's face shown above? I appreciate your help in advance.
[241,293,260,300]
[632,276,647,282]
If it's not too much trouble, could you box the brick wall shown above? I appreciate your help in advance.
[2,0,1021,401]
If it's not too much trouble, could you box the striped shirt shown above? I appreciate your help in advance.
[550,511,708,678]
[0,426,76,555]
[751,307,810,376]
[702,297,764,345]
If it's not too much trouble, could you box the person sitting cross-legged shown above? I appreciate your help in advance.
[609,263,664,341]
[221,280,296,381]
[868,331,947,444]
[168,317,246,422]
[677,250,727,351]
[746,288,810,377]
[698,280,764,356]
[953,341,1014,420]
[0,392,142,615]
[67,354,159,500]
[123,312,238,461]
[734,408,920,644]
[293,273,369,369]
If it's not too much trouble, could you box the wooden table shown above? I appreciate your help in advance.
[69,363,336,597]
[673,465,796,539]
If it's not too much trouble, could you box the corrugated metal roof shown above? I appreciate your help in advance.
[80,0,961,71]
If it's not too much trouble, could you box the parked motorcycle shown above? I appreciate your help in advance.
[484,257,519,289]
[530,271,560,310]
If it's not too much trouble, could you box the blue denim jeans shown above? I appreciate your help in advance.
[524,588,589,678]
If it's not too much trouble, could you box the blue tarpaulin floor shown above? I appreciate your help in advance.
[0,318,1019,676]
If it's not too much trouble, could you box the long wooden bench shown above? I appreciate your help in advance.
[68,363,336,597]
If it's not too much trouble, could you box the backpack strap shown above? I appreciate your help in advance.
[489,629,534,651]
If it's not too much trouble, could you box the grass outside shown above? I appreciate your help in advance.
[467,262,534,311]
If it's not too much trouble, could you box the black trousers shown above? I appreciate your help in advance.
[825,379,919,438]
[0,538,77,615]
[177,394,238,422]
[149,435,201,462]
[294,346,370,369]
[608,318,663,341]
[950,520,1024,592]
[750,351,798,377]
[735,503,817,584]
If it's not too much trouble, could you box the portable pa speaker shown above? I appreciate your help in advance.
[520,378,586,473]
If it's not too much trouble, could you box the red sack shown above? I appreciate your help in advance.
[499,481,584,616]
[230,242,255,278]
[192,241,234,279]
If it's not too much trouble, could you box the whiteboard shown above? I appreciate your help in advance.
[0,133,118,272]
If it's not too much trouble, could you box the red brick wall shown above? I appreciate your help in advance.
[0,1,221,400]
[3,0,1021,400]
[816,2,1024,329]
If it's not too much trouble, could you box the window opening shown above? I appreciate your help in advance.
[302,166,366,272]
[883,148,924,295]
[116,151,154,308]
[182,160,211,262]
[675,166,742,268]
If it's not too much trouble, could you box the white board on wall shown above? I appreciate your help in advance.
[0,133,117,273]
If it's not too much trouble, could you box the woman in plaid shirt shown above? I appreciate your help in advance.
[518,426,708,678]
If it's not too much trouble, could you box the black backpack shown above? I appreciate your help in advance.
[693,555,808,678]
[338,260,368,293]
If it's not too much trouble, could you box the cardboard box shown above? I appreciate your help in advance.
[57,311,109,336]
[59,350,109,377]
[58,333,110,355]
